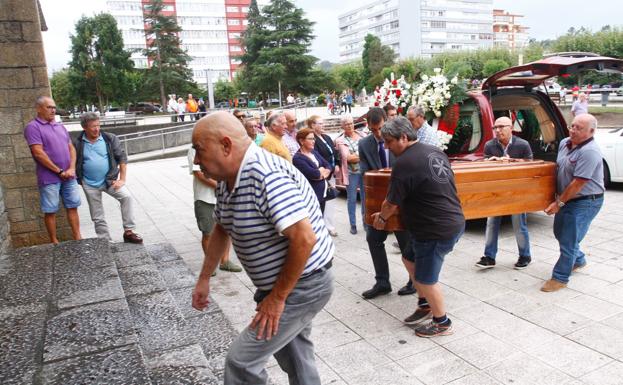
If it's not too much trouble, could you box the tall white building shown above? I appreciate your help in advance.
[338,0,494,63]
[107,0,261,86]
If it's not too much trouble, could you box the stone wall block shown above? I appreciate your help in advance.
[0,22,23,42]
[0,146,16,173]
[0,173,37,189]
[8,207,25,222]
[20,21,42,43]
[31,66,49,88]
[5,189,22,208]
[0,0,36,22]
[0,67,33,89]
[10,219,40,233]
[0,110,23,135]
[13,134,34,158]
[0,43,46,68]
[16,161,36,173]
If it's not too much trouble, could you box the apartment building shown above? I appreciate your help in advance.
[338,0,494,62]
[493,9,529,50]
[107,0,254,86]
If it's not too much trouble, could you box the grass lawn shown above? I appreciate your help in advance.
[590,106,623,113]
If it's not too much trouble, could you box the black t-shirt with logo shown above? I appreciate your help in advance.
[387,142,465,240]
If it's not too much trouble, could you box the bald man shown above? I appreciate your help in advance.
[24,96,82,243]
[542,113,604,292]
[475,116,533,270]
[191,112,334,384]
[282,110,300,156]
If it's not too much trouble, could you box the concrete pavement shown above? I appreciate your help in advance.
[78,156,623,385]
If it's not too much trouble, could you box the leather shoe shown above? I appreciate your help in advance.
[362,285,391,299]
[541,279,567,292]
[397,283,416,296]
[123,230,143,244]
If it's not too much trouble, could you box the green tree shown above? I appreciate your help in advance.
[68,13,133,110]
[332,62,363,91]
[239,0,316,101]
[142,0,198,108]
[361,34,395,89]
[522,41,544,63]
[50,69,79,109]
[482,59,510,78]
[214,79,238,102]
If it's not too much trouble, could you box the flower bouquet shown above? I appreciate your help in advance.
[372,73,412,114]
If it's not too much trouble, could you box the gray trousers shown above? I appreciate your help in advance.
[82,183,136,240]
[224,269,334,385]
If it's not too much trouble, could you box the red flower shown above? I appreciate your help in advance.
[392,79,398,85]
[397,107,403,114]
[386,90,390,96]
[395,89,401,97]
[374,101,379,106]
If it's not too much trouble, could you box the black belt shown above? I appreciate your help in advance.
[301,260,332,280]
[568,193,604,203]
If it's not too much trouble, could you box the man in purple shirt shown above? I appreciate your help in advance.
[24,96,82,244]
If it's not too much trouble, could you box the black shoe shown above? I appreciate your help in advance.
[404,307,432,324]
[397,283,416,296]
[475,256,496,269]
[514,256,532,270]
[362,285,391,299]
[350,225,357,235]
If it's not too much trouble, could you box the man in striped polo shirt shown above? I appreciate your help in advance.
[191,112,334,385]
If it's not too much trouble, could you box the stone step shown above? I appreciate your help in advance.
[0,238,237,385]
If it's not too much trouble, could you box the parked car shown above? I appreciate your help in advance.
[128,102,160,114]
[594,127,623,186]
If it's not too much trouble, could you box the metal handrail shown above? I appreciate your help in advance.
[119,124,194,156]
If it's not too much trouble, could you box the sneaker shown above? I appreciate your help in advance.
[350,225,357,235]
[328,230,338,237]
[415,320,453,338]
[541,279,567,292]
[220,260,242,272]
[404,307,432,324]
[475,256,496,269]
[514,256,532,270]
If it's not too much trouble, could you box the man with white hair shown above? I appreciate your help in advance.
[542,113,604,292]
[260,113,292,162]
[282,110,300,156]
[407,105,439,147]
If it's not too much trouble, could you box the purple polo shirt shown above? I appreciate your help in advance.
[24,117,72,186]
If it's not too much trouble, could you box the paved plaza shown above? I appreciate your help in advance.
[78,155,623,385]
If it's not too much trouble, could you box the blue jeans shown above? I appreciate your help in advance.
[346,172,363,228]
[484,214,531,259]
[552,197,603,283]
[411,227,464,285]
[38,179,81,213]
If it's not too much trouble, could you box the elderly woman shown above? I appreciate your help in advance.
[177,97,186,122]
[335,115,367,234]
[243,118,264,146]
[571,92,589,116]
[307,115,340,236]
[292,128,332,212]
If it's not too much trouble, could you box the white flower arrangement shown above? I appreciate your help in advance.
[372,73,411,114]
[436,130,454,151]
[411,68,461,118]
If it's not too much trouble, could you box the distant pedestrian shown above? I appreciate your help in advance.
[571,93,589,116]
[177,98,186,121]
[198,99,207,118]
[186,94,198,120]
[167,94,178,122]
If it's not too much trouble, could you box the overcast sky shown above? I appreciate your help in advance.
[40,0,621,74]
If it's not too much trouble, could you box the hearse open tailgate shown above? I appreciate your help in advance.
[453,160,556,220]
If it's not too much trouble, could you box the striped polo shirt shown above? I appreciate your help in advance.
[214,143,334,290]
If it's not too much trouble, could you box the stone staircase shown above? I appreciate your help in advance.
[0,238,237,385]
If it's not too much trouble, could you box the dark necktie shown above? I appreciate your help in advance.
[378,141,387,168]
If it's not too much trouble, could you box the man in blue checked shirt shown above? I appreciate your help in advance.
[191,112,334,385]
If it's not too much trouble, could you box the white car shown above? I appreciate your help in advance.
[594,127,623,186]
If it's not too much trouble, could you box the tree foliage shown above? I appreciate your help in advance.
[361,34,395,88]
[68,13,133,110]
[142,0,199,107]
[238,0,317,99]
[214,79,238,101]
[50,69,79,109]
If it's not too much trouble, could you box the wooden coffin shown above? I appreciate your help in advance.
[364,160,556,231]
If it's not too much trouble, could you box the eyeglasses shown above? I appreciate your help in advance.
[235,114,245,119]
[46,106,57,110]
[305,137,316,141]
[493,124,511,130]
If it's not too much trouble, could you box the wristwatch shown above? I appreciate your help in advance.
[57,168,64,175]
[557,200,565,208]
[378,215,387,223]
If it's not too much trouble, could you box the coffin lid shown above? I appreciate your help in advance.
[482,53,623,89]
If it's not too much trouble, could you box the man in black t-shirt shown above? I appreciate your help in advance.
[372,116,465,338]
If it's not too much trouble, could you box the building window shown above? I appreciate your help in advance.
[242,20,248,26]
[230,45,242,52]
[226,6,239,12]
[431,21,446,29]
[228,32,241,39]
[241,7,249,13]
[228,19,240,26]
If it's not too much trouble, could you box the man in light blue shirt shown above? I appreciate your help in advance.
[407,105,440,147]
[74,112,142,243]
